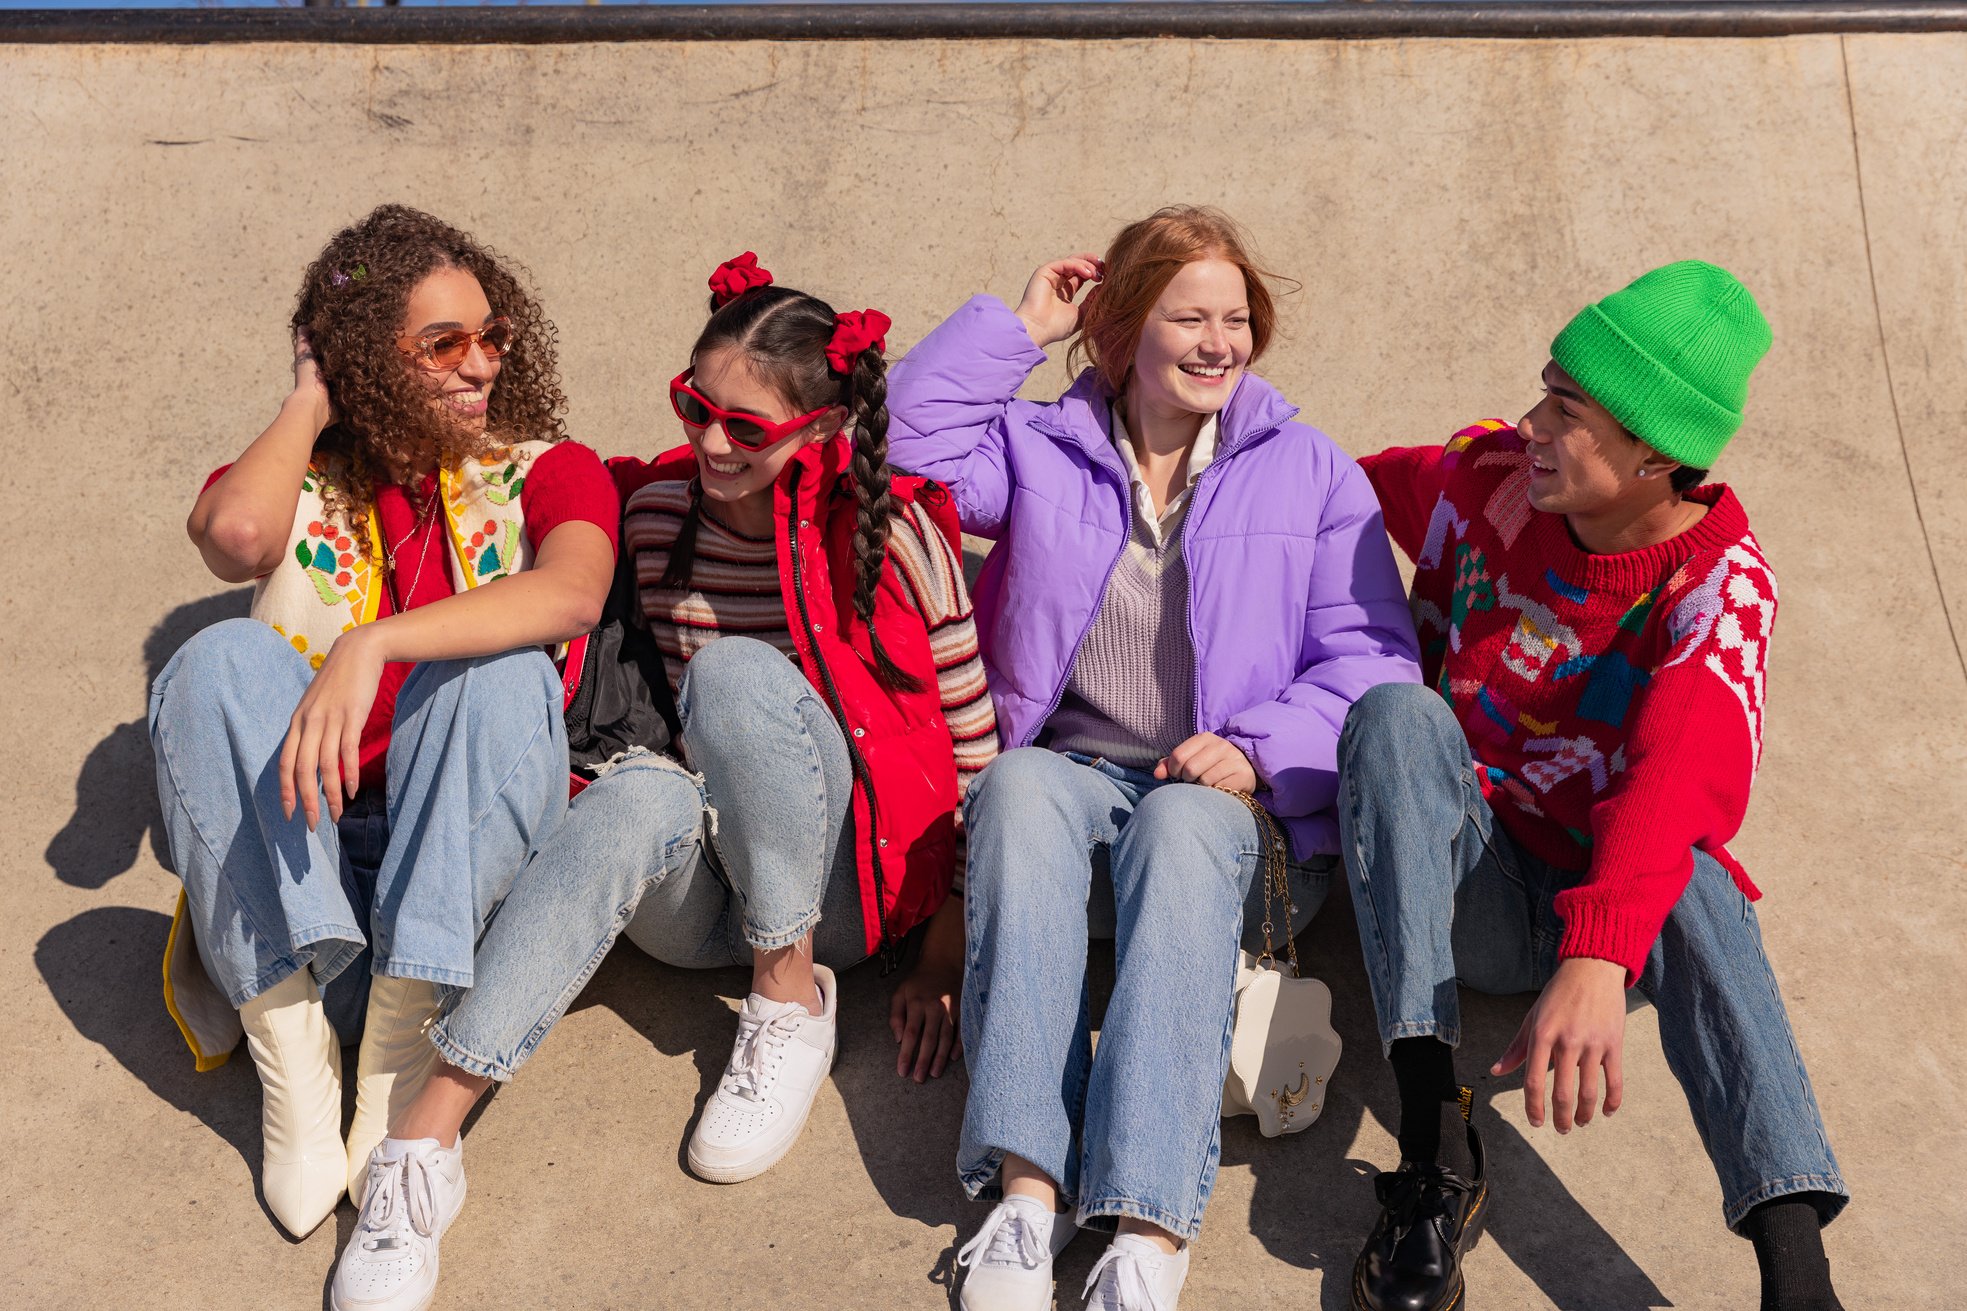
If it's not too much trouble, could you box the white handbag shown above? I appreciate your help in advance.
[1220,791,1344,1137]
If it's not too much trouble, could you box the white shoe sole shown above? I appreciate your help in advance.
[686,1027,837,1184]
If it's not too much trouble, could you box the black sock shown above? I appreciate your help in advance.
[1389,1037,1457,1165]
[1741,1195,1844,1311]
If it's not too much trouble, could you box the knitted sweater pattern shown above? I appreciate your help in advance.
[1360,419,1776,981]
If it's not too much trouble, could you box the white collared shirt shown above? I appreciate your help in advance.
[1111,408,1219,548]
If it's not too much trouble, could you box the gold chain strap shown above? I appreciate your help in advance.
[1223,789,1299,979]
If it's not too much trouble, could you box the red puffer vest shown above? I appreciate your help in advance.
[616,436,963,964]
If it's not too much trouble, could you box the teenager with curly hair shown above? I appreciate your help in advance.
[324,257,997,1311]
[148,205,618,1242]
[885,207,1421,1310]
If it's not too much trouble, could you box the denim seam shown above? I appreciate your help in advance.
[464,680,562,833]
[374,961,475,989]
[1077,1197,1203,1244]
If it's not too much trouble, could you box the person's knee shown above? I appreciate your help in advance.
[678,637,802,736]
[586,754,705,831]
[1342,681,1455,753]
[1121,785,1250,897]
[965,748,1084,835]
[153,618,296,711]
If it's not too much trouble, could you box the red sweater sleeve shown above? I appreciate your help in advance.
[1358,443,1448,563]
[1555,544,1778,983]
[521,441,620,553]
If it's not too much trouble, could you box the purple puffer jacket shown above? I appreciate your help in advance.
[886,295,1422,857]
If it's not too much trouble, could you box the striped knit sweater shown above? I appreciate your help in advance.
[623,482,1000,807]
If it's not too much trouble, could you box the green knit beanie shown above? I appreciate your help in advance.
[1549,259,1771,470]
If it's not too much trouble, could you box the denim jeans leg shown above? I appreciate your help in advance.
[377,648,567,992]
[1337,682,1537,1054]
[1077,781,1269,1241]
[147,618,366,1006]
[1627,851,1850,1230]
[958,748,1134,1206]
[676,637,863,966]
[430,757,709,1080]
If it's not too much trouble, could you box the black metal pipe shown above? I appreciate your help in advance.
[4,3,1966,45]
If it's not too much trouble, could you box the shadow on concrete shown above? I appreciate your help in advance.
[45,589,252,889]
[1233,887,1671,1310]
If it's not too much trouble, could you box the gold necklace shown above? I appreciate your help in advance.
[383,485,441,612]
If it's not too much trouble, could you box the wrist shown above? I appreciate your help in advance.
[1012,314,1057,351]
[281,389,331,436]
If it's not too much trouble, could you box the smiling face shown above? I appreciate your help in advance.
[684,343,843,511]
[401,265,500,431]
[1126,258,1253,420]
[1517,360,1666,516]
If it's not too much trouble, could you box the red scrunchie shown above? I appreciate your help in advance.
[709,252,774,307]
[826,309,891,374]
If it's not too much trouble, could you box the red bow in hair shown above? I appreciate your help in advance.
[826,309,891,373]
[709,252,774,307]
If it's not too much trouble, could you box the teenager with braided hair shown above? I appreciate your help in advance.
[327,256,996,1311]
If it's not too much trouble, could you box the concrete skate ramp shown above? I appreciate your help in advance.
[4,29,1963,1310]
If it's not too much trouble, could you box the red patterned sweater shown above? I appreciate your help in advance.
[1359,420,1776,983]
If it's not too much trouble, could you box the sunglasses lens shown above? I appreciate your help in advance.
[479,321,513,358]
[673,389,712,427]
[424,333,472,370]
[725,417,771,447]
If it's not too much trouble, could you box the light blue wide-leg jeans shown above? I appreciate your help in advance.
[958,746,1332,1242]
[148,617,567,1020]
[1335,680,1849,1231]
[430,635,865,1081]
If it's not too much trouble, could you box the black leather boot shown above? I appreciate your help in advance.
[1352,1089,1488,1311]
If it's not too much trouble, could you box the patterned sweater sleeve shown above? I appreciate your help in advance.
[887,502,1002,894]
[1555,539,1778,983]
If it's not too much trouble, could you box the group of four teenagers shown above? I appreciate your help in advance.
[152,201,1848,1311]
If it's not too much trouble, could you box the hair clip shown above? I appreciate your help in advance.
[709,252,773,307]
[330,263,368,288]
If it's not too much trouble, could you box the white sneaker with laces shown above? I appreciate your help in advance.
[956,1194,1078,1310]
[686,964,838,1183]
[1083,1234,1190,1311]
[330,1138,467,1311]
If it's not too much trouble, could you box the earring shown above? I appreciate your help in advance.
[1636,469,1648,478]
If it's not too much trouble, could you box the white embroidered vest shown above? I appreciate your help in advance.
[250,439,553,664]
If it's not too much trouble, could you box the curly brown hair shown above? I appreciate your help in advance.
[290,204,568,542]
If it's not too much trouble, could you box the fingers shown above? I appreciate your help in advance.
[910,1010,940,1084]
[341,718,362,803]
[1551,1041,1579,1133]
[1604,1046,1625,1116]
[285,710,325,831]
[1195,754,1246,789]
[1523,1032,1553,1128]
[1151,758,1171,780]
[1490,1017,1528,1078]
[888,990,907,1043]
[896,1005,925,1079]
[278,716,300,821]
[930,1013,957,1079]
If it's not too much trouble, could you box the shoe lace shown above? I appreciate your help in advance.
[955,1201,1046,1271]
[1373,1164,1469,1242]
[357,1152,439,1249]
[1082,1246,1172,1311]
[722,1005,804,1103]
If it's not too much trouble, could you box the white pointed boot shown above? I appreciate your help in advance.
[345,975,444,1202]
[238,968,346,1238]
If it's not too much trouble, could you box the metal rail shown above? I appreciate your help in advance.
[5,2,1967,45]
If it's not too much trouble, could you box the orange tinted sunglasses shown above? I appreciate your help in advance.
[397,317,514,372]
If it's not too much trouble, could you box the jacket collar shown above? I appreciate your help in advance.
[1030,367,1301,467]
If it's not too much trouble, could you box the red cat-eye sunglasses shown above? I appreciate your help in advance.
[668,369,833,452]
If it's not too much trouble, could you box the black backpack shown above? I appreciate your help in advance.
[562,547,680,780]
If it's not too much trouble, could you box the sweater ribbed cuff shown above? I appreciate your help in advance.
[1554,900,1659,989]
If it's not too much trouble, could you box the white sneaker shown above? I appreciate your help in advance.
[686,965,838,1183]
[956,1195,1078,1310]
[1083,1235,1190,1311]
[330,1138,467,1311]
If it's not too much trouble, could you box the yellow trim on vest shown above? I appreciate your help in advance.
[163,890,233,1073]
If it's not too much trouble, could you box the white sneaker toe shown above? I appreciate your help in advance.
[956,1195,1077,1311]
[330,1139,466,1311]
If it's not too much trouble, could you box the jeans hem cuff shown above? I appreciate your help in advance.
[1380,1019,1460,1057]
[1076,1198,1200,1244]
[427,1026,515,1083]
[1724,1174,1850,1231]
[375,961,475,990]
[744,909,824,953]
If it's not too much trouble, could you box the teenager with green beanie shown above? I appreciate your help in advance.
[1339,260,1847,1311]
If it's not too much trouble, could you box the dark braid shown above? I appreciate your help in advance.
[846,351,925,694]
[657,478,707,591]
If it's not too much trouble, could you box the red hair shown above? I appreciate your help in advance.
[1070,205,1283,391]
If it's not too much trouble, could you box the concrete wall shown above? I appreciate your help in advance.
[4,33,1963,1309]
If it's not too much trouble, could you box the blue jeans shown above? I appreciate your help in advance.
[148,618,567,1018]
[958,747,1334,1242]
[1336,681,1849,1230]
[431,636,865,1081]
